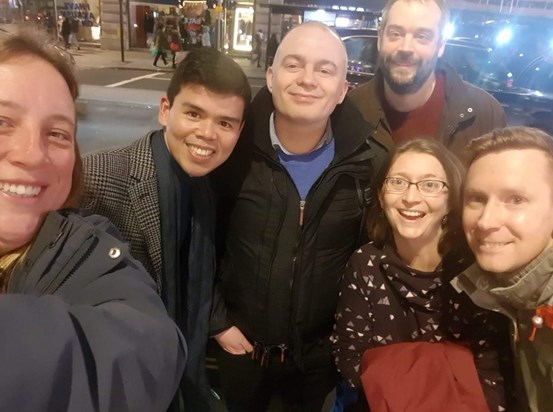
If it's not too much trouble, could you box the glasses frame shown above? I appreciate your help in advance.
[383,177,448,197]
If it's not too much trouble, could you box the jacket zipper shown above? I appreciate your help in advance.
[299,200,306,227]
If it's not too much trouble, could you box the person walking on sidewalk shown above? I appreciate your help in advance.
[69,17,80,50]
[61,17,71,49]
[153,24,169,67]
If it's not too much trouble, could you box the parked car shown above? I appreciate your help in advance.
[343,32,553,133]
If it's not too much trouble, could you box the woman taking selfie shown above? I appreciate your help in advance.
[0,28,185,411]
[331,139,511,412]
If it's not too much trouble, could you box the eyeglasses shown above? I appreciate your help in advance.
[384,177,448,197]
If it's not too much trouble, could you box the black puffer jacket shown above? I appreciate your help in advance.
[3,210,185,412]
[211,87,387,362]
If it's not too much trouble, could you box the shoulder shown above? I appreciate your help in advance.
[348,79,377,105]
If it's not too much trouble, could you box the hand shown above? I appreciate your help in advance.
[215,326,254,355]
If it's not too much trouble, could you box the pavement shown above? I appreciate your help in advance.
[72,42,267,80]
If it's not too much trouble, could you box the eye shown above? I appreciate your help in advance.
[49,130,73,145]
[464,193,486,206]
[415,33,431,43]
[386,177,407,187]
[219,120,232,130]
[506,195,527,206]
[0,116,14,131]
[319,66,334,75]
[186,111,200,119]
[421,180,442,190]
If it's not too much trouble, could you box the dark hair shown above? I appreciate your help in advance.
[0,26,83,209]
[380,0,450,41]
[367,138,465,256]
[464,126,553,171]
[166,47,251,121]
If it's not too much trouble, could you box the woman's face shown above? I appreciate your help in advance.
[0,56,75,255]
[381,151,450,249]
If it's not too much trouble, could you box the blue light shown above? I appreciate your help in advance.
[495,28,513,46]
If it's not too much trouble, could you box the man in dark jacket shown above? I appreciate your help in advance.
[349,0,506,155]
[211,22,387,411]
[82,48,251,411]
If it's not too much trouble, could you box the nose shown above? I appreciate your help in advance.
[196,119,216,140]
[402,183,422,203]
[476,200,502,231]
[297,67,317,88]
[398,35,415,53]
[7,128,46,168]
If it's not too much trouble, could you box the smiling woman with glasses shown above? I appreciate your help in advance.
[331,138,512,412]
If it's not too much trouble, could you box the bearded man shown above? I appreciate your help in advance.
[350,0,506,156]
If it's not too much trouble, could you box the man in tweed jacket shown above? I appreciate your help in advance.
[81,48,251,411]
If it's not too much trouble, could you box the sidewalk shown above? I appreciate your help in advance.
[72,43,267,79]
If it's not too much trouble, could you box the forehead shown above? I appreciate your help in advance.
[466,149,553,191]
[385,0,442,31]
[389,151,446,177]
[277,25,346,66]
[174,84,245,118]
[0,56,75,117]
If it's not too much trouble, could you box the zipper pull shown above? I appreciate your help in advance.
[299,200,306,227]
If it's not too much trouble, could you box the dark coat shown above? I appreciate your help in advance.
[211,87,387,363]
[348,60,507,156]
[81,132,216,411]
[3,210,185,411]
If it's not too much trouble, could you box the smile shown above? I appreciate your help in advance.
[0,182,42,197]
[188,144,214,157]
[398,209,425,218]
[479,241,511,248]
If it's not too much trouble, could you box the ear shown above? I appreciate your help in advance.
[266,66,274,92]
[437,37,446,58]
[337,79,349,104]
[158,96,170,126]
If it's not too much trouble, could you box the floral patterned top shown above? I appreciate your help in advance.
[331,242,512,411]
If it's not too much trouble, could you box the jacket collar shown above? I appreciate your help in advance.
[246,86,376,162]
[451,247,553,316]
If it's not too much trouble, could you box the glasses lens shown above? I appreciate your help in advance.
[418,180,444,195]
[385,178,407,192]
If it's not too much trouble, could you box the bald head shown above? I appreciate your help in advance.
[272,22,348,77]
[266,22,349,131]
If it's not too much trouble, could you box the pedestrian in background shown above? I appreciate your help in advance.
[349,0,506,156]
[152,24,169,67]
[251,29,262,68]
[169,28,181,69]
[211,22,386,412]
[201,25,211,48]
[0,26,185,411]
[69,17,80,50]
[61,16,71,49]
[266,32,279,68]
[82,48,251,412]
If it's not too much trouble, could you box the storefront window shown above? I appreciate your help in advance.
[233,6,253,52]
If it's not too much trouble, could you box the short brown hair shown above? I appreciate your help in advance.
[0,26,82,208]
[166,47,251,121]
[464,126,553,171]
[367,138,465,256]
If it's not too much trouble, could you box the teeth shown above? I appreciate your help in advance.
[189,145,214,157]
[399,210,425,217]
[0,182,41,197]
[481,241,509,248]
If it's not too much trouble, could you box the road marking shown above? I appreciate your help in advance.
[106,72,165,88]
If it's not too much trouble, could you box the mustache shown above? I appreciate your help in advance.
[386,51,419,65]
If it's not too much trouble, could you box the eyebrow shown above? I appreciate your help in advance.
[391,172,445,180]
[181,102,242,125]
[282,54,339,69]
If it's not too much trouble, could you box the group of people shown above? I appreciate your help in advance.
[151,24,212,69]
[1,0,552,412]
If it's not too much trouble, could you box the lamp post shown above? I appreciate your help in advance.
[119,0,125,62]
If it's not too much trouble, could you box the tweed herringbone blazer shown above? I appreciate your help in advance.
[81,131,163,288]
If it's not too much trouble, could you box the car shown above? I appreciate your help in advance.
[343,33,553,133]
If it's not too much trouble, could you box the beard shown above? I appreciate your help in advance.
[379,50,439,95]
